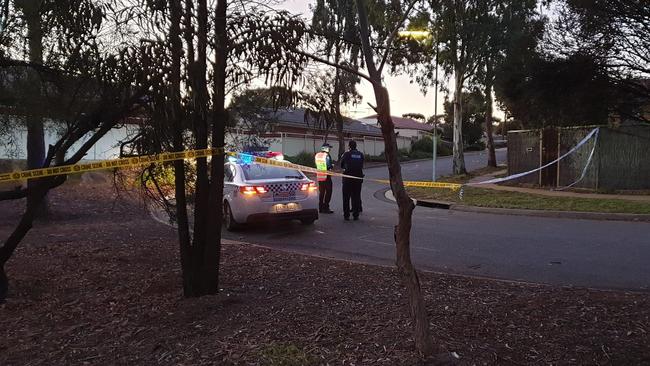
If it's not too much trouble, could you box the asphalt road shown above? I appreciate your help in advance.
[223,149,650,291]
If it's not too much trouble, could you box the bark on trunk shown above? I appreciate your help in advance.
[169,0,193,295]
[201,0,227,295]
[355,0,434,356]
[0,177,56,303]
[333,45,345,160]
[18,0,48,216]
[484,66,497,168]
[452,70,466,175]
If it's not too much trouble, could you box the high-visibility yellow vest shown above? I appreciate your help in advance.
[314,151,328,182]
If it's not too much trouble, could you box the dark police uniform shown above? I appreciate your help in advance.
[340,148,364,219]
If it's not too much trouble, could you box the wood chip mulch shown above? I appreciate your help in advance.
[1,178,649,365]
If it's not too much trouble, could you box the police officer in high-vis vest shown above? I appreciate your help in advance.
[340,140,364,221]
[314,143,334,214]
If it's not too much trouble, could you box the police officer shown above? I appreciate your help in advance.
[314,143,334,214]
[340,140,364,221]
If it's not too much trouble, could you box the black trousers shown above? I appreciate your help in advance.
[318,177,332,210]
[342,177,363,218]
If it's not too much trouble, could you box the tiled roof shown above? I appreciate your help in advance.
[362,114,433,132]
[272,108,383,137]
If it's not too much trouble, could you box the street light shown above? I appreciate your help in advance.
[398,30,438,182]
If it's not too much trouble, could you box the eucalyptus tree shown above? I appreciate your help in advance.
[116,0,309,297]
[0,0,152,302]
[354,0,437,355]
[311,0,362,158]
[293,0,437,356]
[432,0,493,174]
[3,0,108,214]
[551,0,650,122]
[472,0,541,167]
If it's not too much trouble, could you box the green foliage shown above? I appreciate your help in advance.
[366,154,386,162]
[441,92,485,146]
[554,0,650,121]
[407,149,431,159]
[402,113,426,122]
[409,185,650,215]
[495,53,615,127]
[412,136,433,152]
[437,140,452,156]
[286,151,317,168]
[258,343,317,366]
[465,141,486,151]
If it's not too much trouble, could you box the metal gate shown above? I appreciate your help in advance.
[540,127,558,187]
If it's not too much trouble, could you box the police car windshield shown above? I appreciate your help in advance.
[241,164,303,181]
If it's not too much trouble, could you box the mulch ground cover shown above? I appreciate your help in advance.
[1,177,649,365]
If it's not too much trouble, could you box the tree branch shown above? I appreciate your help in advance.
[290,47,377,86]
[377,0,420,75]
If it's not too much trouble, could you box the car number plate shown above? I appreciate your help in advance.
[274,203,300,213]
[273,192,295,201]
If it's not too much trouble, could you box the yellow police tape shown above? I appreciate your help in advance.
[0,147,224,184]
[249,154,462,191]
[0,148,461,191]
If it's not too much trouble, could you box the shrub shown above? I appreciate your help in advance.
[411,136,434,153]
[465,141,487,151]
[398,147,410,157]
[437,141,453,156]
[408,150,432,159]
[366,154,386,163]
[285,151,316,168]
[412,136,454,156]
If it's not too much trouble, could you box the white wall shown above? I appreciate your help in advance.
[226,132,412,158]
[0,120,138,161]
[395,128,419,139]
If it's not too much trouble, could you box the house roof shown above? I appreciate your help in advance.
[363,114,433,132]
[272,108,383,137]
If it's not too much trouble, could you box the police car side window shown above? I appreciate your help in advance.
[230,165,237,181]
[224,164,234,182]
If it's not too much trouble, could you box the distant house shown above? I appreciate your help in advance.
[358,114,433,140]
[230,108,413,157]
[268,108,383,139]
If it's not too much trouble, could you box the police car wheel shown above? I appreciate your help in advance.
[223,201,239,231]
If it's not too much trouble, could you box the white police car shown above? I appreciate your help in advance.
[223,157,319,231]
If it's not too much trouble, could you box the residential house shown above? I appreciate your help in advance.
[230,108,412,157]
[358,114,433,140]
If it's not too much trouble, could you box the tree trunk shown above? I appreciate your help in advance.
[169,0,193,295]
[333,44,346,160]
[202,0,227,295]
[484,67,497,168]
[183,0,220,297]
[355,0,434,356]
[334,68,345,159]
[17,0,47,216]
[452,69,466,175]
[0,178,52,303]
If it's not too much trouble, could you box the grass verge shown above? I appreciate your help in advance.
[408,167,650,215]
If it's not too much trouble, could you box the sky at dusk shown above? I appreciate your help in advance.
[276,0,447,120]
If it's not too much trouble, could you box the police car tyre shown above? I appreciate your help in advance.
[223,201,240,231]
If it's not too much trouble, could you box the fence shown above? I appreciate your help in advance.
[227,132,412,158]
[0,120,136,161]
[1,125,412,164]
[507,124,650,190]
